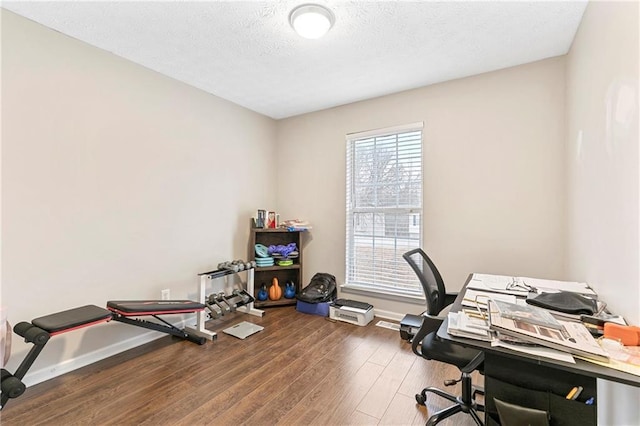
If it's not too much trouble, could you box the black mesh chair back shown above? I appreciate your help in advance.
[403,248,447,316]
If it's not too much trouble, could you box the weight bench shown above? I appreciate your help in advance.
[1,300,205,410]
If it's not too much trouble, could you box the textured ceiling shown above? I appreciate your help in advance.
[2,1,587,119]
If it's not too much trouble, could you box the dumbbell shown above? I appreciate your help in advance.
[232,260,245,271]
[208,293,229,315]
[204,301,221,319]
[218,261,240,273]
[229,289,251,306]
[219,292,236,312]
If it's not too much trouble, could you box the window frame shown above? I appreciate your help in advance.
[343,122,425,302]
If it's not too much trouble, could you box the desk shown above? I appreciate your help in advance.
[437,276,640,425]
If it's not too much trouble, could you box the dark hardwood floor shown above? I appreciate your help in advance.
[1,307,482,425]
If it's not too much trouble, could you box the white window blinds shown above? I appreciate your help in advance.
[345,123,423,297]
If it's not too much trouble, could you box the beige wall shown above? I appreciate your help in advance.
[566,1,639,324]
[565,1,639,424]
[1,11,277,380]
[276,57,567,316]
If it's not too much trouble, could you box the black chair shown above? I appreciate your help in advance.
[403,248,485,426]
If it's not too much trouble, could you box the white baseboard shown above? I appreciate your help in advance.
[23,319,188,387]
[372,309,405,322]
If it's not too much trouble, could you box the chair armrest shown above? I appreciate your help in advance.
[461,351,484,374]
[411,314,443,358]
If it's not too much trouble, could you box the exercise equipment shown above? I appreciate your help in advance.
[204,295,224,319]
[257,284,268,301]
[255,257,274,267]
[228,289,254,307]
[199,263,257,321]
[284,281,296,299]
[269,278,282,300]
[219,292,236,312]
[218,259,256,273]
[1,300,206,410]
[268,243,298,259]
[106,300,206,345]
[190,265,264,341]
[254,244,269,258]
[254,244,275,267]
[203,290,256,318]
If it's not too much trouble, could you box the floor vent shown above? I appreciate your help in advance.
[375,320,400,331]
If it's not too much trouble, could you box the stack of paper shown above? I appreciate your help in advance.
[520,277,596,295]
[462,289,520,310]
[469,273,596,296]
[468,274,529,296]
[447,311,492,342]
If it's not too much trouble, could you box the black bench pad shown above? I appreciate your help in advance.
[32,305,113,334]
[107,300,205,315]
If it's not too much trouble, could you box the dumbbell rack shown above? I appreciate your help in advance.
[185,267,264,341]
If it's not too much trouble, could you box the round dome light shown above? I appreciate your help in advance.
[289,4,335,39]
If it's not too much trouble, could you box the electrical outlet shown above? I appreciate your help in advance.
[161,289,170,300]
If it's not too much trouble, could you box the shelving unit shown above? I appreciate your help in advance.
[249,228,305,308]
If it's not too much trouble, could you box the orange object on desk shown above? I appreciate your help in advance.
[604,323,640,346]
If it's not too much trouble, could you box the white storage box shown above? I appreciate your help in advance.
[329,300,374,326]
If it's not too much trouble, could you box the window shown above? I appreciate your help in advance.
[345,122,423,298]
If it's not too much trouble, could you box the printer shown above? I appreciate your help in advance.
[329,299,374,326]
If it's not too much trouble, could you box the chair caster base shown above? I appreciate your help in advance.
[416,390,427,406]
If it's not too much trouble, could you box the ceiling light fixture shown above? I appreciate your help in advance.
[289,4,335,39]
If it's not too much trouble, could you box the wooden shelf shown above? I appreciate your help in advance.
[250,228,305,308]
[254,298,297,308]
[251,228,302,233]
[255,264,300,272]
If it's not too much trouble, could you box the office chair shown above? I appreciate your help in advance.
[403,248,485,426]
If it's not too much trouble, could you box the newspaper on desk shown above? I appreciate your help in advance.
[447,309,577,363]
[488,300,609,362]
[447,311,492,342]
[467,274,529,296]
[462,289,522,310]
[492,339,576,364]
[468,273,596,296]
[520,277,596,296]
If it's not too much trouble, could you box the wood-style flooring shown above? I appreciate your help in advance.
[1,306,482,425]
